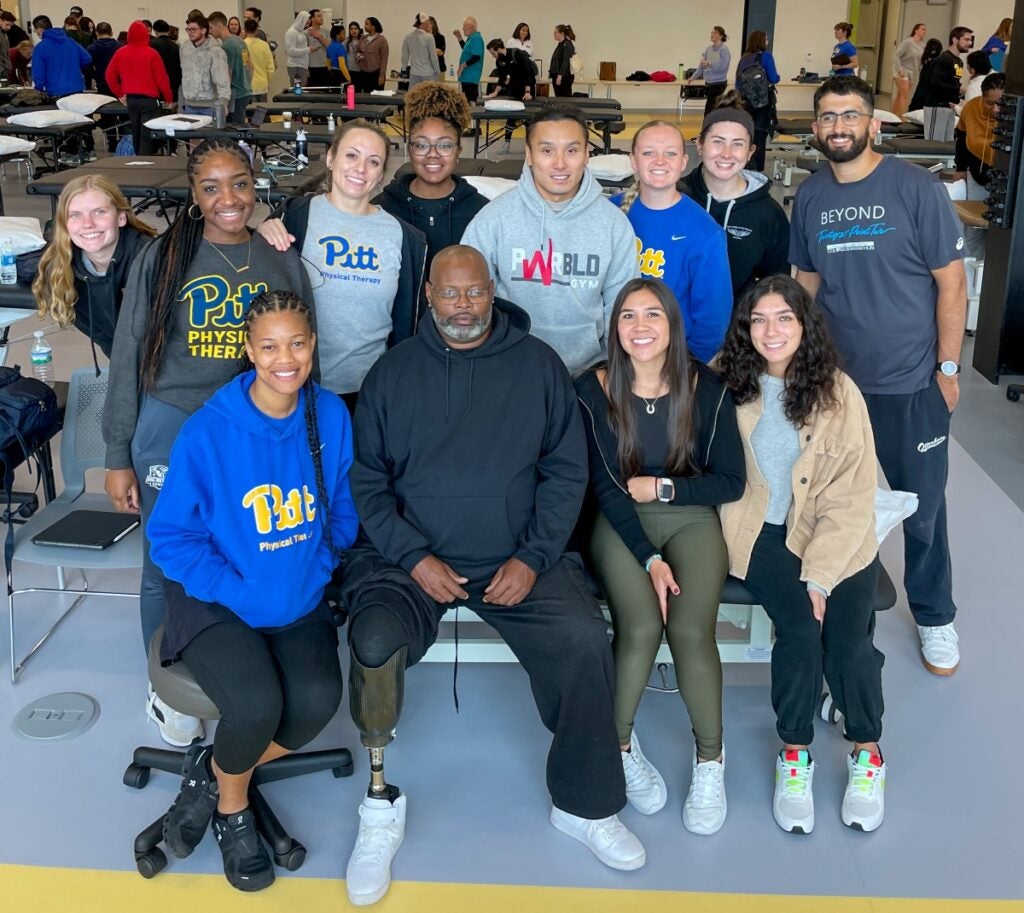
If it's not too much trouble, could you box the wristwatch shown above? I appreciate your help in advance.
[656,478,675,503]
[935,360,961,377]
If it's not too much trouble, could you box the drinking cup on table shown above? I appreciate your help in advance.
[283,111,293,128]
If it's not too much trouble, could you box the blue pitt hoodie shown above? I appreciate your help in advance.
[33,28,91,96]
[148,372,359,629]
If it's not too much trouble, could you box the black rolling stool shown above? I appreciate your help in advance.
[124,625,354,879]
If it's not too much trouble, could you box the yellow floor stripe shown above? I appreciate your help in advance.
[5,865,1023,913]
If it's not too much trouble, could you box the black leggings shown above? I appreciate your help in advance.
[181,617,343,774]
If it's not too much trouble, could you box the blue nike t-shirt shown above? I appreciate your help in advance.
[789,156,964,395]
[833,40,857,75]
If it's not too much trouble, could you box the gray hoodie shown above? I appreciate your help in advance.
[180,34,231,108]
[461,163,638,375]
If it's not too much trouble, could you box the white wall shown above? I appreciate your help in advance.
[959,0,1014,39]
[774,0,851,79]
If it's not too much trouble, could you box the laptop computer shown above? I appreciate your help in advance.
[32,510,140,550]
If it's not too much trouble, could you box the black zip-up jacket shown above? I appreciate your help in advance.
[549,38,574,79]
[575,363,745,567]
[680,166,791,301]
[495,47,537,100]
[375,172,487,267]
[71,225,152,364]
[351,297,588,583]
[922,50,963,107]
[276,193,429,347]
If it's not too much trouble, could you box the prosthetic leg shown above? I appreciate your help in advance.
[349,646,407,802]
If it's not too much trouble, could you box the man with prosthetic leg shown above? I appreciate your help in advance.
[341,246,645,906]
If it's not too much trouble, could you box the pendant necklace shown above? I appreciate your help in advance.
[638,393,664,415]
[205,237,252,273]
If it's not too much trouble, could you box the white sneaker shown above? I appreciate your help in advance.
[346,794,406,906]
[550,806,645,870]
[683,747,726,835]
[621,731,667,815]
[841,749,886,832]
[917,623,959,675]
[146,684,204,748]
[773,749,815,834]
[498,141,513,154]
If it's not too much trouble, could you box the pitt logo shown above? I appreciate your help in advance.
[635,238,665,278]
[242,484,316,534]
[183,277,269,328]
[319,235,381,270]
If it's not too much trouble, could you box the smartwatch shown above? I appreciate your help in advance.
[656,477,675,503]
[936,360,961,377]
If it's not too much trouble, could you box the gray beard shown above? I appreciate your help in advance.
[431,306,493,343]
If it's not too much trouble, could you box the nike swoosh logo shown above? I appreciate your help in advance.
[671,234,686,241]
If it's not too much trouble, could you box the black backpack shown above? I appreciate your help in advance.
[738,55,772,110]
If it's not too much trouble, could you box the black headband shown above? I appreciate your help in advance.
[700,106,755,139]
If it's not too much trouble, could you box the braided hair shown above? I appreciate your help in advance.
[141,138,254,390]
[239,290,343,562]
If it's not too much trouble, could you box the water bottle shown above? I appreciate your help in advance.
[30,331,53,387]
[295,129,308,165]
[449,64,455,78]
[294,78,302,95]
[327,112,336,132]
[677,62,685,80]
[346,83,355,109]
[0,239,16,285]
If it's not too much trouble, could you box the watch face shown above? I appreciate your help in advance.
[940,361,959,376]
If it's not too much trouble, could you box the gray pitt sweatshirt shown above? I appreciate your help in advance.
[461,163,638,375]
[103,234,313,470]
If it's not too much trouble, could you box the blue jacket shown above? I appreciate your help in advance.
[33,28,91,96]
[149,372,359,629]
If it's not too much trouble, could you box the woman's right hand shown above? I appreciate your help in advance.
[106,469,140,514]
[648,559,680,624]
[256,218,295,252]
[555,74,562,85]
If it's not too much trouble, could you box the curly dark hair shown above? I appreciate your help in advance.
[404,80,472,134]
[719,274,840,426]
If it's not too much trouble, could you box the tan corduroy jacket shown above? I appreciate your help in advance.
[720,371,879,594]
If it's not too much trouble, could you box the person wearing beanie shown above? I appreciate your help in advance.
[680,93,790,302]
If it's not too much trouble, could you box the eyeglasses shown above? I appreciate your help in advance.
[410,140,458,157]
[816,111,871,127]
[433,287,490,302]
[185,25,202,33]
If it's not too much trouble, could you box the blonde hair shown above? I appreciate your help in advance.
[620,120,684,214]
[33,175,156,327]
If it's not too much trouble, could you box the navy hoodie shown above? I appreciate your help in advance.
[351,298,587,583]
[148,372,359,629]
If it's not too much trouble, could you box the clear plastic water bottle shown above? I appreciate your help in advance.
[327,113,336,132]
[294,78,302,95]
[30,331,53,387]
[0,238,16,285]
[449,64,455,78]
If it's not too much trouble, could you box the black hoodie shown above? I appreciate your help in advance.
[71,225,152,365]
[375,172,488,267]
[680,166,790,301]
[350,297,587,583]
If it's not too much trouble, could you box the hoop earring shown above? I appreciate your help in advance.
[187,203,202,220]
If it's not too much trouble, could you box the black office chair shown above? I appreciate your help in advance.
[124,625,353,879]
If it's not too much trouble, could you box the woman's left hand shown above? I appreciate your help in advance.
[256,218,295,252]
[808,590,827,624]
[627,476,658,503]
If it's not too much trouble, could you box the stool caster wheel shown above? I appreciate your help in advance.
[819,692,842,725]
[123,763,151,789]
[136,847,167,878]
[275,842,306,871]
[1008,387,1021,403]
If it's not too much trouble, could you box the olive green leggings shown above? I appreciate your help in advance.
[589,503,727,759]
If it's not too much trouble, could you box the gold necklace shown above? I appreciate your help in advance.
[205,237,252,273]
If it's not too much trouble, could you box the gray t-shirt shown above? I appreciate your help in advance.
[301,195,404,394]
[749,374,801,525]
[308,28,327,67]
[789,156,964,394]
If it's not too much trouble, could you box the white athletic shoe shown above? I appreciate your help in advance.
[682,748,727,835]
[346,794,406,906]
[621,731,668,815]
[841,749,886,832]
[773,749,815,834]
[498,141,513,154]
[917,623,960,675]
[550,806,646,870]
[146,684,204,748]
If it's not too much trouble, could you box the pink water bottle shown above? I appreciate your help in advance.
[346,84,355,110]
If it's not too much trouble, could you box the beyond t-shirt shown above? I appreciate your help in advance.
[301,195,404,394]
[789,156,964,394]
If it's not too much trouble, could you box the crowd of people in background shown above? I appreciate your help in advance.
[7,5,1006,907]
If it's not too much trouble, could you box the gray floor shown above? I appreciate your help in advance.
[1,150,1023,901]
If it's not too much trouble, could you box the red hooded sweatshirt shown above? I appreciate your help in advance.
[106,21,173,101]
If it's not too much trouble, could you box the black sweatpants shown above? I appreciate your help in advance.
[863,381,956,626]
[743,524,884,746]
[343,551,626,820]
[181,615,343,775]
[702,82,728,116]
[127,94,161,155]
